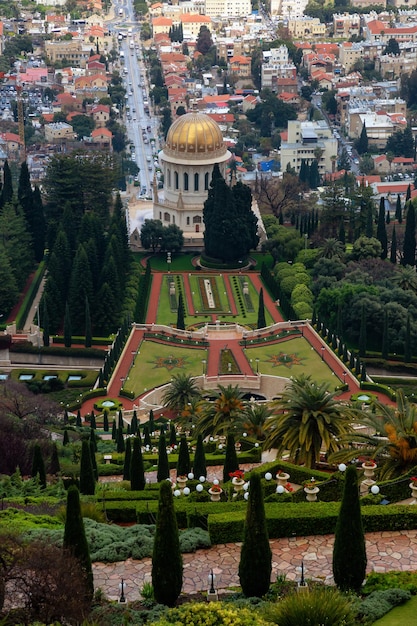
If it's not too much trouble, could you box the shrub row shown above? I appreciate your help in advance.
[360,381,397,401]
[52,336,111,346]
[9,343,105,359]
[143,332,209,347]
[15,260,47,331]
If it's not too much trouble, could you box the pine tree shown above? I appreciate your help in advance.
[406,183,412,202]
[31,444,46,488]
[257,288,266,329]
[76,410,82,428]
[157,433,170,482]
[390,225,397,264]
[63,429,69,446]
[238,472,271,597]
[169,422,177,447]
[152,481,183,606]
[130,436,145,491]
[332,465,367,592]
[143,424,152,447]
[111,419,116,439]
[149,409,155,435]
[123,437,132,481]
[377,197,388,259]
[0,159,13,207]
[64,302,72,348]
[116,428,125,453]
[90,411,96,430]
[79,440,95,495]
[89,439,98,481]
[118,410,124,431]
[357,122,368,155]
[176,292,185,330]
[89,426,97,452]
[103,410,109,432]
[63,485,94,600]
[405,312,411,363]
[176,435,190,477]
[85,298,92,348]
[131,410,138,435]
[193,434,207,478]
[49,443,60,475]
[402,202,416,267]
[386,210,390,225]
[223,434,239,483]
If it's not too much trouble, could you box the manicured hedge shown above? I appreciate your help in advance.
[9,343,105,359]
[208,503,417,544]
[360,381,396,401]
[52,336,111,346]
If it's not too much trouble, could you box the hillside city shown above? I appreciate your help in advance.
[2,0,417,623]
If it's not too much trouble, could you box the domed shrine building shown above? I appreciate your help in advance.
[153,112,231,246]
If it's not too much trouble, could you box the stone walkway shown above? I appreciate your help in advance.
[93,530,417,601]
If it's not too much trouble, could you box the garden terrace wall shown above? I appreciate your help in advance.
[208,503,417,544]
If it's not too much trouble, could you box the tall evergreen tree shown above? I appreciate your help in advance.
[64,302,72,348]
[63,485,94,600]
[395,194,402,223]
[257,288,266,329]
[390,225,397,264]
[406,183,412,202]
[42,297,50,347]
[332,465,366,592]
[123,437,132,481]
[157,433,170,482]
[377,197,388,259]
[0,160,13,207]
[76,409,82,428]
[402,202,416,266]
[85,298,92,348]
[176,435,191,477]
[63,429,69,446]
[130,436,146,490]
[309,159,320,189]
[223,433,239,483]
[49,442,60,475]
[143,424,152,447]
[32,186,46,262]
[238,472,271,597]
[193,434,207,478]
[169,422,177,447]
[89,439,98,481]
[103,410,109,432]
[111,418,116,440]
[79,440,95,495]
[357,122,368,155]
[176,292,185,330]
[152,481,183,606]
[31,444,46,488]
[116,428,125,453]
[90,412,96,430]
[131,410,138,435]
[69,245,93,333]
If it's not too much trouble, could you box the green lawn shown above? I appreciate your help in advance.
[123,340,208,397]
[373,595,417,625]
[245,337,339,387]
[146,253,196,272]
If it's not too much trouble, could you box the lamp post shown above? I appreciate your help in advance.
[119,578,126,603]
[321,346,325,361]
[243,332,247,349]
[202,359,206,376]
[255,358,259,374]
[167,251,171,273]
[207,569,218,601]
[343,371,347,385]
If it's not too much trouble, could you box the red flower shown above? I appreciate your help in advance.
[229,470,245,480]
[285,483,293,493]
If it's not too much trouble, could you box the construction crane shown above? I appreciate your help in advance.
[15,73,26,162]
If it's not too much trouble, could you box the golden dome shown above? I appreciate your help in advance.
[164,112,226,160]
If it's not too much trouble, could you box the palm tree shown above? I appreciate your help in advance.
[232,402,273,441]
[176,395,205,432]
[196,384,244,436]
[162,373,201,415]
[319,238,345,260]
[393,265,417,294]
[263,374,355,469]
[330,391,417,480]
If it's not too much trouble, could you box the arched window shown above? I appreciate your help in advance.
[204,172,209,190]
[167,169,171,187]
[186,217,190,225]
[174,171,179,190]
[184,172,189,191]
[164,212,170,222]
[193,215,202,224]
[194,173,199,191]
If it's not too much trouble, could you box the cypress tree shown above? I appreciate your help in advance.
[63,429,69,446]
[31,444,46,488]
[0,159,13,207]
[152,481,183,606]
[89,426,97,452]
[193,434,207,478]
[343,343,348,363]
[111,418,116,440]
[169,422,177,447]
[117,428,125,453]
[366,206,373,238]
[149,409,155,435]
[331,333,337,351]
[143,424,152,447]
[386,210,390,224]
[131,410,138,435]
[85,298,92,348]
[390,225,397,264]
[395,194,402,223]
[76,409,82,428]
[63,485,94,600]
[157,433,170,482]
[118,410,124,431]
[176,292,185,330]
[42,298,50,347]
[64,302,72,348]
[406,183,412,202]
[130,436,146,491]
[103,410,109,432]
[90,411,96,430]
[89,439,98,482]
[49,443,60,475]
[176,435,191,477]
[79,440,95,495]
[32,185,46,263]
[338,219,345,245]
[223,434,239,483]
[382,308,389,360]
[377,197,388,259]
[402,202,416,266]
[123,437,132,481]
[349,351,355,370]
[358,304,366,358]
[361,363,367,382]
[355,357,361,376]
[357,122,368,155]
[238,472,271,597]
[332,465,367,592]
[405,312,411,363]
[257,288,266,329]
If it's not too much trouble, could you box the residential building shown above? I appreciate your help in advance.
[270,0,309,18]
[45,39,91,67]
[287,17,326,38]
[205,0,251,18]
[228,55,251,77]
[179,14,212,38]
[333,13,361,39]
[349,111,407,147]
[44,122,76,143]
[280,120,338,176]
[339,42,363,73]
